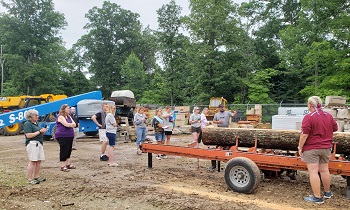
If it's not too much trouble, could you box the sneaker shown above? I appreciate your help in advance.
[161,154,167,159]
[304,195,324,204]
[323,191,333,199]
[34,176,46,182]
[100,155,109,161]
[156,155,162,160]
[208,166,216,171]
[28,179,40,185]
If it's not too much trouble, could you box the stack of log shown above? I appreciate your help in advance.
[202,127,350,155]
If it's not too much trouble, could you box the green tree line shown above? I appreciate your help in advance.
[0,0,349,105]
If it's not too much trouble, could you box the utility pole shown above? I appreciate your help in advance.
[0,45,5,97]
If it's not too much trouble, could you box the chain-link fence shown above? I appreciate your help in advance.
[145,102,350,124]
[187,104,310,123]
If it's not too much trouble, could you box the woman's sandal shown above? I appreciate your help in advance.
[137,150,142,155]
[60,166,70,172]
[66,164,76,169]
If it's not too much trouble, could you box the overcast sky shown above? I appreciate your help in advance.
[53,0,246,48]
[0,0,246,48]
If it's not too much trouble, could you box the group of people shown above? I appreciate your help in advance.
[134,106,174,159]
[23,96,338,204]
[91,103,118,167]
[24,104,79,184]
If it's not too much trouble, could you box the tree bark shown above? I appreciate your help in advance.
[202,127,350,155]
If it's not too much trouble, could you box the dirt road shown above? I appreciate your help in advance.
[0,134,349,210]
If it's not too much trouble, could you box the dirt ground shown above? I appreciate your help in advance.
[0,131,349,210]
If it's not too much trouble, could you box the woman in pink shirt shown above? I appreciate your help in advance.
[298,96,338,204]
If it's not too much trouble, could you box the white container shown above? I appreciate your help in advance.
[337,108,349,119]
[272,115,305,130]
[278,107,309,116]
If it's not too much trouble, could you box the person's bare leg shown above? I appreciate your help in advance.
[319,163,331,192]
[306,163,321,197]
[165,135,171,145]
[101,141,108,155]
[26,161,35,180]
[108,146,115,164]
[33,161,41,178]
[65,158,71,167]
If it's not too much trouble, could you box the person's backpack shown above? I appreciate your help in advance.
[150,117,156,127]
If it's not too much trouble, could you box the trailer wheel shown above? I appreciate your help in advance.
[224,157,260,194]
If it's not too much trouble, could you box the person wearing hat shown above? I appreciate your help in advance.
[213,104,237,127]
[210,104,237,170]
[188,106,201,147]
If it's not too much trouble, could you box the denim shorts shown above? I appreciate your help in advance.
[106,132,116,146]
[155,133,165,141]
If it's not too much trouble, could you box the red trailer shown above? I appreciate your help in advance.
[142,138,350,198]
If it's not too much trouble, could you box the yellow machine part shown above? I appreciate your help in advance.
[207,97,229,116]
[0,94,67,108]
[0,94,67,136]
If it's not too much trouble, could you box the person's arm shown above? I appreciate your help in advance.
[144,114,148,124]
[91,114,102,128]
[76,117,80,128]
[154,119,164,128]
[213,114,221,124]
[189,114,199,125]
[58,115,75,128]
[231,110,237,117]
[25,128,47,139]
[163,112,174,119]
[298,134,308,156]
[134,114,142,125]
[107,114,117,127]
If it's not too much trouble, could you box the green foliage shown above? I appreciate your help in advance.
[0,0,67,96]
[0,0,349,105]
[120,53,146,100]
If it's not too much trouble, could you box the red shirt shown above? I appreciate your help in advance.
[301,110,338,151]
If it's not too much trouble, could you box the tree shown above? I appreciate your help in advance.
[0,0,67,95]
[156,0,192,105]
[79,1,151,98]
[120,53,146,100]
[184,0,253,104]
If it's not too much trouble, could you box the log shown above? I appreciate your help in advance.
[202,127,350,155]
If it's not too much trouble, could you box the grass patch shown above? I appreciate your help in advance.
[0,167,27,187]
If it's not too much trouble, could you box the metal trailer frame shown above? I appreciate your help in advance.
[142,138,350,198]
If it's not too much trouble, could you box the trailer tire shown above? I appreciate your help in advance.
[224,157,260,194]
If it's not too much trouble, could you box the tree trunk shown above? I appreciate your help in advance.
[202,127,350,155]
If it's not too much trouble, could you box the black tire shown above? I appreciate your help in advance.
[224,157,261,194]
[1,123,23,136]
[84,131,98,136]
